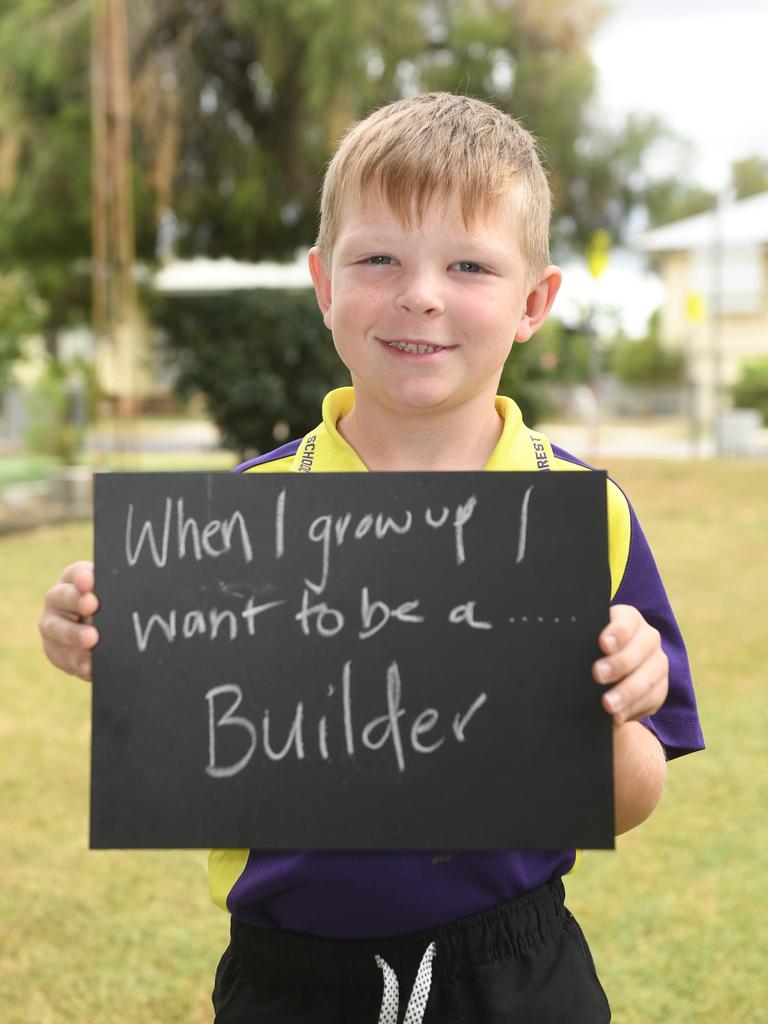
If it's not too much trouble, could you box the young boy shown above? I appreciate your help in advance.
[40,93,704,1022]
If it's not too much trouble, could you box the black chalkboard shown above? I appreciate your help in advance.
[91,471,613,850]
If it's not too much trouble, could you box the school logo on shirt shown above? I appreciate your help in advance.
[298,435,317,473]
[529,434,551,471]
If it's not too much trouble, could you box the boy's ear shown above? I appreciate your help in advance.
[515,265,562,342]
[308,247,333,330]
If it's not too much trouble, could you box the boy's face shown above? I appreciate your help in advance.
[309,190,559,420]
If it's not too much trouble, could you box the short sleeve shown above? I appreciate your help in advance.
[611,497,705,760]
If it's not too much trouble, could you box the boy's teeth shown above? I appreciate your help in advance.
[387,341,440,354]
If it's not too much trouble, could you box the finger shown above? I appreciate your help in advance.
[65,646,94,680]
[602,651,669,723]
[72,652,93,681]
[44,581,87,620]
[593,622,660,685]
[72,564,95,597]
[44,568,99,621]
[77,590,100,618]
[61,560,95,588]
[70,564,98,616]
[40,610,100,652]
[598,604,641,656]
[41,638,94,680]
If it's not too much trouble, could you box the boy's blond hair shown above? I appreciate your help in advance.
[315,92,552,283]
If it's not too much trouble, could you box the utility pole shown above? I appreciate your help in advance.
[585,229,611,458]
[684,292,705,457]
[91,0,140,435]
[710,187,735,456]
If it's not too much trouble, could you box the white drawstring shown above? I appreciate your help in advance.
[375,941,437,1024]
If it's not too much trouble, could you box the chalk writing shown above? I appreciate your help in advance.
[130,594,583,653]
[205,684,257,778]
[302,495,480,596]
[294,589,345,637]
[517,485,534,563]
[275,487,286,559]
[359,587,424,640]
[448,601,493,630]
[91,470,613,851]
[204,660,488,777]
[125,499,253,568]
[123,485,534,588]
[453,495,477,565]
[131,597,286,652]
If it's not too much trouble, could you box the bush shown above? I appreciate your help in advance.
[24,360,91,464]
[499,319,592,426]
[0,273,48,392]
[152,293,592,441]
[731,358,768,424]
[499,355,552,426]
[152,289,350,456]
[606,335,685,385]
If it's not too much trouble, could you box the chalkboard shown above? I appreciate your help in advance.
[91,471,614,850]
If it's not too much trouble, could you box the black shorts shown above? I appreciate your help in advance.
[212,877,611,1023]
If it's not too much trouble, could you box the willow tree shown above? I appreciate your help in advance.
[1,0,683,335]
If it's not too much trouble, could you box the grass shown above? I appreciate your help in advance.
[1,458,766,1022]
[0,455,53,493]
[83,449,238,472]
[566,459,768,1023]
[1,413,236,492]
[0,451,238,498]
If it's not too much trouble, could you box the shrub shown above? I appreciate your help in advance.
[731,357,768,424]
[24,360,90,464]
[499,319,592,425]
[0,273,48,392]
[606,335,685,385]
[151,289,349,455]
[153,292,591,441]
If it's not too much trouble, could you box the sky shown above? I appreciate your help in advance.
[591,0,768,192]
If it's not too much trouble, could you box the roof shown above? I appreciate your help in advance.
[638,191,768,253]
[154,255,313,293]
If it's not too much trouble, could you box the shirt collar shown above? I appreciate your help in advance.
[290,388,554,473]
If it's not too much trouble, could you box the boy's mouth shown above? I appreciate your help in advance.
[379,338,448,355]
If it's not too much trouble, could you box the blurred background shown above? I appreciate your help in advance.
[1,0,767,503]
[1,2,766,1022]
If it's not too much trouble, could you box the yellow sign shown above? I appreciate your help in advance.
[586,229,611,279]
[685,292,706,323]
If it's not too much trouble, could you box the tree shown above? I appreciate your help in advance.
[0,0,93,341]
[644,179,716,228]
[0,273,48,391]
[731,156,768,201]
[128,0,425,259]
[641,154,768,230]
[3,1,678,269]
[1,0,688,365]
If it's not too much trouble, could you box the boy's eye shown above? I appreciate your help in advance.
[456,261,484,273]
[366,255,394,265]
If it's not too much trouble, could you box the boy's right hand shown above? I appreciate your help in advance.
[39,561,100,681]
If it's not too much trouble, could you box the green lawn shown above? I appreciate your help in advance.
[1,459,766,1022]
[0,451,237,500]
[0,455,53,492]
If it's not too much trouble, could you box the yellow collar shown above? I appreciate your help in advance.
[289,387,554,473]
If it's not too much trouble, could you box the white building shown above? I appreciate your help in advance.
[638,191,768,429]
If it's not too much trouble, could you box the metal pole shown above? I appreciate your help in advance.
[710,190,731,455]
[685,324,702,457]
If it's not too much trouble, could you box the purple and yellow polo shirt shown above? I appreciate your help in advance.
[208,387,704,939]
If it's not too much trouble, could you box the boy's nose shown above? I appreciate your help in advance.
[394,274,445,317]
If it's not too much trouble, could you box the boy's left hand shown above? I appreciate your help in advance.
[593,605,669,725]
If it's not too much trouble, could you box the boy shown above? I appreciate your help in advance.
[40,93,704,1022]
